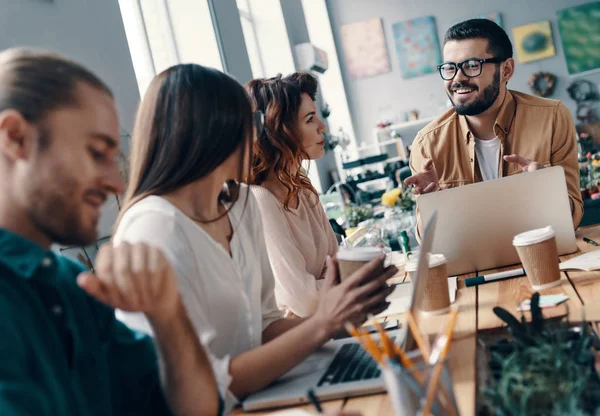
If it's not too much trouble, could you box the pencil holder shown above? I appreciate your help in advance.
[381,352,459,416]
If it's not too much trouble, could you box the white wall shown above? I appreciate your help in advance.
[0,0,140,246]
[0,0,140,133]
[326,0,600,148]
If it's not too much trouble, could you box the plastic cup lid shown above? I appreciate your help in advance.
[337,247,384,262]
[513,226,555,246]
[405,253,447,272]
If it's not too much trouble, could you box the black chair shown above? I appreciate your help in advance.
[329,218,346,237]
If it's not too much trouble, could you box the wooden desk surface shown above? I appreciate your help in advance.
[234,226,600,415]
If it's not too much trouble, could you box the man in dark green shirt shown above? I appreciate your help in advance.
[0,48,220,415]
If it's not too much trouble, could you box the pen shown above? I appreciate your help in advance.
[584,237,599,246]
[465,268,525,287]
[307,389,322,413]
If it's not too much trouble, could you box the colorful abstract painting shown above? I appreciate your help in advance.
[392,16,442,79]
[513,21,556,63]
[557,2,600,76]
[340,18,391,79]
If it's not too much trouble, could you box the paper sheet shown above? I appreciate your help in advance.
[375,276,458,319]
[559,249,600,271]
[517,294,569,311]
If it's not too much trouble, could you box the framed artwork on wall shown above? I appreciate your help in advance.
[512,20,556,63]
[557,2,600,76]
[340,17,391,79]
[392,16,442,79]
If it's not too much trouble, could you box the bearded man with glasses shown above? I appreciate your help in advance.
[405,19,582,229]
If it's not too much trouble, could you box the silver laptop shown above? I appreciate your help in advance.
[417,166,577,276]
[242,212,438,411]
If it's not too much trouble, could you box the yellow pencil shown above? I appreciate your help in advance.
[421,309,459,416]
[406,310,431,360]
[344,322,385,365]
[359,329,384,364]
[344,322,361,339]
[367,315,394,360]
[344,322,383,363]
[392,342,414,368]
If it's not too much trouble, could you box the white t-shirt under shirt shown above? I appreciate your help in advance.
[112,185,284,413]
[475,137,501,181]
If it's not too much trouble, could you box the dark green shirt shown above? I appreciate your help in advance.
[0,228,172,416]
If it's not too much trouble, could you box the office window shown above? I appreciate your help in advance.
[237,0,265,78]
[236,0,295,79]
[119,0,223,95]
[302,0,359,179]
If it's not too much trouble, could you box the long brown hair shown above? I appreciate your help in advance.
[116,63,253,227]
[245,72,319,210]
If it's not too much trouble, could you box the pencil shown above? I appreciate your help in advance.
[421,310,459,416]
[392,342,414,368]
[343,321,361,339]
[359,328,384,364]
[344,322,384,364]
[367,315,394,360]
[406,310,431,360]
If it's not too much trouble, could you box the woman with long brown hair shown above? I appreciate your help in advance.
[112,64,396,412]
[246,73,338,318]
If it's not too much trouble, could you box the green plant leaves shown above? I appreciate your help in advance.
[481,293,600,415]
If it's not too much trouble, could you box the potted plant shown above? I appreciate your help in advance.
[380,187,416,212]
[344,204,373,228]
[479,293,600,415]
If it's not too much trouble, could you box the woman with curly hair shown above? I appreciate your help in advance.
[114,65,395,412]
[246,73,339,318]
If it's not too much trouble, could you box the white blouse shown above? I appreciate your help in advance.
[113,186,284,413]
[251,186,338,318]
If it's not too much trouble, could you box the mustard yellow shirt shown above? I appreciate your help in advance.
[410,90,583,228]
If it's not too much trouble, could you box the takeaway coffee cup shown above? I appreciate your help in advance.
[337,247,385,281]
[405,254,450,315]
[513,226,561,290]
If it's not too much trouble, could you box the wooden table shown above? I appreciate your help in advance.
[235,227,600,415]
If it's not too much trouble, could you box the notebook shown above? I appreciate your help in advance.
[559,250,600,272]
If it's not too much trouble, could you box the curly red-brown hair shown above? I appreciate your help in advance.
[245,72,320,210]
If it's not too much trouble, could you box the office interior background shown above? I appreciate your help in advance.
[3,0,598,261]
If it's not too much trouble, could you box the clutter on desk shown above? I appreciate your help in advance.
[345,309,460,416]
[375,276,457,319]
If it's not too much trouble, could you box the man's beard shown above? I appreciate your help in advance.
[25,160,99,247]
[448,67,501,116]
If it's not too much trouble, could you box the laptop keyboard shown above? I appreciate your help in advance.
[317,337,395,387]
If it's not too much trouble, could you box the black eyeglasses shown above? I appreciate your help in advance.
[437,57,505,81]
